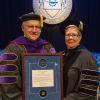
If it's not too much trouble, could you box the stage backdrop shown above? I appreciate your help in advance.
[0,0,100,52]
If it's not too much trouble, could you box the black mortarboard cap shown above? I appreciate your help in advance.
[19,12,46,27]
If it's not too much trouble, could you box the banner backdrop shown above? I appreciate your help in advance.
[33,0,72,24]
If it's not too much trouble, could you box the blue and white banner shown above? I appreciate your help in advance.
[32,0,72,24]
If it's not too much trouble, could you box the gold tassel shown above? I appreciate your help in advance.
[79,21,83,31]
[40,15,43,28]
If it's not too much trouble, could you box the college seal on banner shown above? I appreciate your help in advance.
[32,0,73,24]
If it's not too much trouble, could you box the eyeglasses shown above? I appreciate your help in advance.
[65,34,81,38]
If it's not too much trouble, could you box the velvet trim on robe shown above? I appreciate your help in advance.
[10,36,49,53]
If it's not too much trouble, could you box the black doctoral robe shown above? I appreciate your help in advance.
[63,45,99,100]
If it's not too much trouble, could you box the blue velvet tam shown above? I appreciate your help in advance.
[60,19,87,36]
[65,20,83,31]
[64,19,87,35]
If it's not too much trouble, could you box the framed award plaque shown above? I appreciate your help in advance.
[22,53,63,100]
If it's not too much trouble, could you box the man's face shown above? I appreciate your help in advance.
[22,20,41,41]
[65,26,82,49]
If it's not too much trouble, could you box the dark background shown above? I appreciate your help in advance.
[0,0,100,52]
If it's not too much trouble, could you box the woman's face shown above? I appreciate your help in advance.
[65,26,82,49]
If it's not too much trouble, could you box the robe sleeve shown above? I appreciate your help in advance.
[65,50,99,100]
[0,43,24,100]
[44,43,56,53]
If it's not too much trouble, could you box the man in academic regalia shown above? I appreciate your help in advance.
[0,12,56,100]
